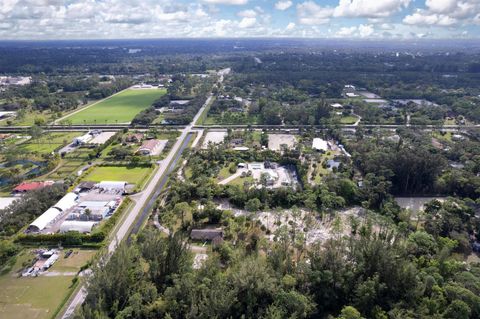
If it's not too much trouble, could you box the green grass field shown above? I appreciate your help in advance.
[82,165,153,187]
[20,132,82,154]
[0,110,53,127]
[432,131,453,142]
[229,175,254,187]
[339,115,359,124]
[66,88,166,124]
[0,250,81,319]
[50,250,96,273]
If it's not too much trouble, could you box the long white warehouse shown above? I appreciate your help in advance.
[28,193,78,232]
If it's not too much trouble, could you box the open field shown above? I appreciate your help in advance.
[339,115,359,124]
[432,131,453,142]
[0,111,53,127]
[82,165,153,187]
[229,175,254,187]
[21,132,82,154]
[202,131,226,149]
[66,88,166,124]
[268,134,297,151]
[0,250,79,319]
[50,249,96,273]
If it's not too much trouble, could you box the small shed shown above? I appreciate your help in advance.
[75,181,96,193]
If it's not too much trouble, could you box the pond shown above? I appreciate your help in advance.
[0,159,47,185]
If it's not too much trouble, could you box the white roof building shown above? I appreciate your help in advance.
[0,111,16,118]
[29,208,63,232]
[60,221,97,234]
[346,92,359,98]
[312,138,328,152]
[73,133,93,145]
[28,193,78,232]
[331,103,343,109]
[96,181,127,191]
[54,192,78,211]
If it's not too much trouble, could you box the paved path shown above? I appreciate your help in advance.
[352,113,362,126]
[218,169,246,185]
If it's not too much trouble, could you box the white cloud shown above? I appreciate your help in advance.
[0,0,477,39]
[358,24,374,37]
[403,11,457,26]
[238,17,256,28]
[403,0,480,26]
[425,0,457,13]
[335,24,374,37]
[202,0,248,5]
[286,22,295,30]
[0,0,18,14]
[297,0,411,26]
[336,26,357,36]
[275,1,293,11]
[333,0,411,18]
[297,1,334,25]
[238,9,256,18]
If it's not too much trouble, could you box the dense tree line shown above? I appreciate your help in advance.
[75,198,480,319]
[0,183,67,236]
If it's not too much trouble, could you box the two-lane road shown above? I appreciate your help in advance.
[60,78,220,319]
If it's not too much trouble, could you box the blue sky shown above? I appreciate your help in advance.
[0,0,479,39]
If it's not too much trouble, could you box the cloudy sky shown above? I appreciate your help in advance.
[0,0,479,40]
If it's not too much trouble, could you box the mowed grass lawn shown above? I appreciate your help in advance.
[0,250,77,319]
[21,132,82,154]
[82,165,153,187]
[66,88,166,124]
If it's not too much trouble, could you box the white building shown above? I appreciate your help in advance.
[28,193,78,232]
[346,92,359,98]
[73,133,93,145]
[0,111,16,119]
[312,138,328,152]
[60,221,97,234]
[96,181,127,191]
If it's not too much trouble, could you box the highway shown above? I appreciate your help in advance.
[0,123,478,134]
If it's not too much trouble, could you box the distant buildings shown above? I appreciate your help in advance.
[330,103,343,109]
[0,76,31,86]
[0,111,16,119]
[125,133,144,143]
[137,139,167,155]
[73,131,115,146]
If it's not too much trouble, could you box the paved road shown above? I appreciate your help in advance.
[62,69,227,318]
[60,93,215,319]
